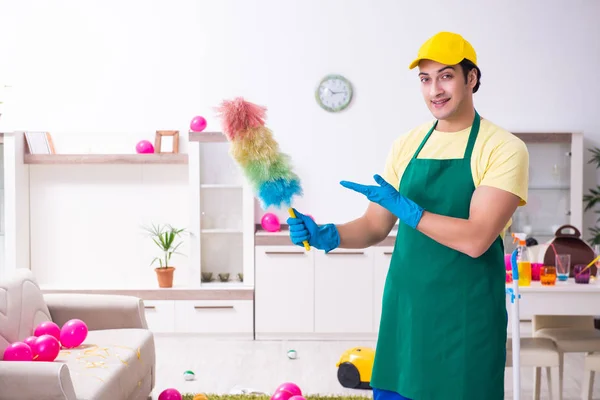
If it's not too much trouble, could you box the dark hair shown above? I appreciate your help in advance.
[459,59,481,93]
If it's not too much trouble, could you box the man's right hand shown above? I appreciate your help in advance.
[287,208,340,253]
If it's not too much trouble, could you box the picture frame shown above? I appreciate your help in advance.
[24,131,55,154]
[154,130,179,154]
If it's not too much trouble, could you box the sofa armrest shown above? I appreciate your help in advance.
[0,361,77,400]
[43,293,148,330]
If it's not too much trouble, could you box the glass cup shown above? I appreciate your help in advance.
[540,266,557,286]
[555,254,571,282]
[531,263,543,281]
[574,264,590,284]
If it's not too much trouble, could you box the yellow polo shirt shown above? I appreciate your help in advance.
[383,118,529,234]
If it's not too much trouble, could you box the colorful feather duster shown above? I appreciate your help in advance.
[215,97,309,250]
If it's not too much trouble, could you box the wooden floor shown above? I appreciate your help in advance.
[151,328,600,400]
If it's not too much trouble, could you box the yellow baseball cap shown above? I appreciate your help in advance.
[409,31,477,69]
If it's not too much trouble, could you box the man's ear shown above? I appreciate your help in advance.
[468,69,477,88]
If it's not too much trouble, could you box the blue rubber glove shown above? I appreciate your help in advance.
[287,208,340,253]
[340,174,424,229]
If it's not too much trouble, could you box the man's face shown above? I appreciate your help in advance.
[418,59,475,121]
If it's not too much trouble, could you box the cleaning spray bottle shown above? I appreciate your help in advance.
[512,233,531,286]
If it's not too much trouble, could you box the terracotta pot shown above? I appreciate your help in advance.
[155,267,175,288]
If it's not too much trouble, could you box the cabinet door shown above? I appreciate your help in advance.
[143,300,175,333]
[255,246,314,334]
[373,247,394,333]
[314,249,373,333]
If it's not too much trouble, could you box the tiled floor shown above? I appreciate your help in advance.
[151,328,600,399]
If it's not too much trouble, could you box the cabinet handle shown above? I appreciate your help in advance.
[264,251,305,255]
[327,251,365,255]
[383,251,393,255]
[194,305,234,310]
[144,306,156,309]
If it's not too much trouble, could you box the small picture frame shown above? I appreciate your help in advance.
[154,130,179,154]
[25,132,56,154]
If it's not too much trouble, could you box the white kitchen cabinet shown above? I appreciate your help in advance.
[373,246,394,333]
[314,248,374,334]
[254,246,315,336]
[143,300,175,333]
[174,300,253,336]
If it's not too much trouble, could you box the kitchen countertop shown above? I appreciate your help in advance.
[254,224,397,246]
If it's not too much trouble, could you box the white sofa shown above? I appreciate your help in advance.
[0,269,156,400]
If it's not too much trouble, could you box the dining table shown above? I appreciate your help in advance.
[506,277,600,319]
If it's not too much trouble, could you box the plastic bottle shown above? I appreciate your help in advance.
[512,233,531,286]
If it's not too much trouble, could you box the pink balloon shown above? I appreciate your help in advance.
[276,382,302,397]
[2,342,33,361]
[289,396,306,400]
[23,336,38,348]
[32,335,60,362]
[136,140,155,154]
[158,388,182,400]
[60,319,88,349]
[190,116,207,132]
[261,213,281,232]
[271,391,293,400]
[34,321,61,341]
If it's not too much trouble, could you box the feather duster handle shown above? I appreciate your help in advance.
[216,97,310,250]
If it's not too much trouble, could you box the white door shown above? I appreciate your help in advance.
[254,246,315,335]
[314,248,374,333]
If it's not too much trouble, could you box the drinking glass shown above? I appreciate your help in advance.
[574,264,590,284]
[555,254,571,282]
[540,266,557,286]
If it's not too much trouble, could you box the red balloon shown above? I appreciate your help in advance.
[271,391,293,400]
[2,342,33,361]
[276,382,302,397]
[190,116,207,132]
[60,319,88,348]
[34,321,61,342]
[158,388,182,400]
[23,336,38,348]
[32,334,60,362]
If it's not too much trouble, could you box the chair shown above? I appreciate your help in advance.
[0,268,156,400]
[506,337,561,399]
[581,352,600,400]
[532,315,600,400]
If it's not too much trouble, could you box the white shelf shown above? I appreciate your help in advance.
[201,229,243,233]
[201,184,242,189]
[200,281,247,288]
[189,132,255,288]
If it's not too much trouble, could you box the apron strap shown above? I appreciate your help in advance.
[463,111,481,160]
[411,111,481,161]
[411,121,438,160]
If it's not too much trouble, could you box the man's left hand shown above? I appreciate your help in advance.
[340,174,425,229]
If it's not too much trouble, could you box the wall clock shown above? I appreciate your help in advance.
[315,74,353,112]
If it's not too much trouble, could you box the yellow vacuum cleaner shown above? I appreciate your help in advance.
[336,347,375,389]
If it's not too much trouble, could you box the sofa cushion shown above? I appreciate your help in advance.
[0,269,52,356]
[55,328,155,400]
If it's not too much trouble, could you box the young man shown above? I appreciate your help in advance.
[288,31,529,399]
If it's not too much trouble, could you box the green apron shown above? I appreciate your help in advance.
[370,112,507,399]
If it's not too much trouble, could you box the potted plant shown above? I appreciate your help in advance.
[144,223,186,288]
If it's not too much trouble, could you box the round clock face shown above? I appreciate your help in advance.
[315,74,353,112]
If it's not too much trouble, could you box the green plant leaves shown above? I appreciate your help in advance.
[143,223,186,268]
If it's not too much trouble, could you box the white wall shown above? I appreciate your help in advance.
[0,0,599,284]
